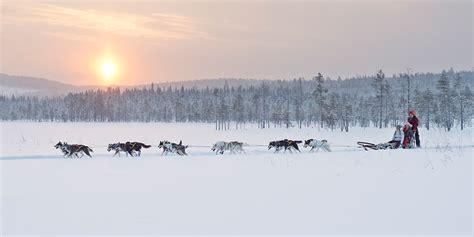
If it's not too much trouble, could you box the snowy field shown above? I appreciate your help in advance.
[1,122,472,236]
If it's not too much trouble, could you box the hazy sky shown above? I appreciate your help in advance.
[1,0,472,85]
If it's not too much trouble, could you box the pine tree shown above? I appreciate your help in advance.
[232,93,245,129]
[326,93,338,130]
[372,70,389,128]
[452,73,472,130]
[422,89,434,130]
[436,71,454,131]
[312,73,327,128]
[403,69,412,112]
[459,86,473,130]
[294,78,304,129]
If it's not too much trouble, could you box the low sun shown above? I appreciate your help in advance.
[101,61,117,79]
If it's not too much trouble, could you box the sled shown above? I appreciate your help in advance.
[357,142,394,151]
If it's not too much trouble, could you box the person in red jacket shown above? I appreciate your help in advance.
[407,110,420,147]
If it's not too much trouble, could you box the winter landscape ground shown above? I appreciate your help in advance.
[0,122,472,236]
[1,1,472,236]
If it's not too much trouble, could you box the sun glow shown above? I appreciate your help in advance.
[101,61,117,79]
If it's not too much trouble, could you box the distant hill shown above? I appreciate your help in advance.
[0,74,80,96]
[0,73,269,96]
[1,70,472,97]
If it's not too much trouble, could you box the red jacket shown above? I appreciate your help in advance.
[408,116,419,131]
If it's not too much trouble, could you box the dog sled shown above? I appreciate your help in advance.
[357,141,399,151]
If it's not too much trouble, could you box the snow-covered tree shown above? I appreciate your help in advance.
[312,73,327,128]
[372,70,389,129]
[0,70,471,130]
[436,71,454,131]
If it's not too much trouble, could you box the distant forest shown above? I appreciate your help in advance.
[1,69,472,131]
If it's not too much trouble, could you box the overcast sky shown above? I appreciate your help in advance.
[1,0,472,85]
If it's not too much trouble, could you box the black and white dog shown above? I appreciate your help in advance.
[211,141,245,155]
[55,141,71,157]
[55,141,93,158]
[158,140,188,156]
[107,142,151,157]
[107,142,132,157]
[125,142,151,157]
[268,139,302,153]
[303,139,331,152]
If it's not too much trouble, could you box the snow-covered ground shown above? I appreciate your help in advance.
[1,122,472,236]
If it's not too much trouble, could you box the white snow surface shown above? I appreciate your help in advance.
[0,122,472,236]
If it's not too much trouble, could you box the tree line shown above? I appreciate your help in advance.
[1,69,472,131]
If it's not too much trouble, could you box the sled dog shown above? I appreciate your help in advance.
[211,141,245,155]
[303,139,331,152]
[55,141,93,158]
[268,139,302,153]
[107,142,151,157]
[158,140,188,156]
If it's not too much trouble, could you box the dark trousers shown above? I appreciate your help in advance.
[415,130,420,147]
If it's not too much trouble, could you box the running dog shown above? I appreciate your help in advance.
[107,142,151,157]
[211,141,245,155]
[303,139,331,152]
[158,140,188,156]
[158,140,175,155]
[55,141,93,158]
[124,142,151,157]
[55,141,71,157]
[107,143,129,156]
[268,139,302,153]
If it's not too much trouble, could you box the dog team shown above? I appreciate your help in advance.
[54,139,331,158]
